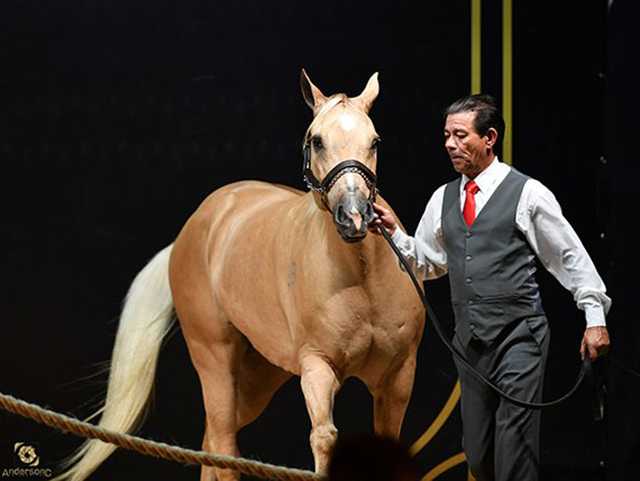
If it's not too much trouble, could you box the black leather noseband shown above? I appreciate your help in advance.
[302,143,378,212]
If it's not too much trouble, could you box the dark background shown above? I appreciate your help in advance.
[1,0,637,479]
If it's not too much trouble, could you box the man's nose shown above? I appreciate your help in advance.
[445,136,456,151]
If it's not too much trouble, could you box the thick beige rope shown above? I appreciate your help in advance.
[0,392,324,481]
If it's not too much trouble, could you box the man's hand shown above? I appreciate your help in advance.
[368,203,398,236]
[580,326,610,360]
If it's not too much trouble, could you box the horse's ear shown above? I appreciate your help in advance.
[351,72,379,114]
[300,68,327,112]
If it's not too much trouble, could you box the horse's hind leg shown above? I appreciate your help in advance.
[193,335,291,481]
[189,331,247,481]
[236,346,292,429]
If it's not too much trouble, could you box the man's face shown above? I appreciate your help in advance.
[444,111,494,179]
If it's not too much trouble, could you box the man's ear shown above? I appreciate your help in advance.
[300,68,327,112]
[485,127,498,149]
[350,72,380,114]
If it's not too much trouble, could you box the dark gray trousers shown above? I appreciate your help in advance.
[453,315,550,481]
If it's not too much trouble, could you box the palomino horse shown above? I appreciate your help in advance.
[58,70,425,480]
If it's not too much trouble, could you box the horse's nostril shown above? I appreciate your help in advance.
[364,201,374,224]
[335,205,350,226]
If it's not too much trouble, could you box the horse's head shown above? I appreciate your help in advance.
[300,69,380,243]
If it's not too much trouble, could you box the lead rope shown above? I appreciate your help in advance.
[377,224,592,410]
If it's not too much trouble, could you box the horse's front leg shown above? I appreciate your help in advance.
[300,355,341,473]
[372,352,418,440]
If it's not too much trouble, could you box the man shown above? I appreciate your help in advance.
[369,94,611,480]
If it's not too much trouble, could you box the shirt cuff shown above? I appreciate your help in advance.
[390,225,406,243]
[585,306,607,328]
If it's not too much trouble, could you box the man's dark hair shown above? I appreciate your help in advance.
[444,94,505,150]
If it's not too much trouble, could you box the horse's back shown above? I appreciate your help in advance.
[198,180,304,218]
[178,180,303,247]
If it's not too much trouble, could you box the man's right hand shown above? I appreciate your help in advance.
[368,203,398,236]
[580,326,610,361]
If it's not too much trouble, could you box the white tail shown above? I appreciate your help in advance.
[55,245,175,481]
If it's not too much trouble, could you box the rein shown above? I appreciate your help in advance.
[377,224,594,410]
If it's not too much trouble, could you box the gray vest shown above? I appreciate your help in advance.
[442,169,545,347]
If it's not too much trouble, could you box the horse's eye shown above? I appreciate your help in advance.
[312,137,323,150]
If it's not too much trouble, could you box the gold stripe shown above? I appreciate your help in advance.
[471,0,482,94]
[410,380,461,456]
[422,452,467,481]
[502,0,513,165]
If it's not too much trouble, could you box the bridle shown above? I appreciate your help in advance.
[302,137,378,213]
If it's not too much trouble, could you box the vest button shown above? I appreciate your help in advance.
[466,255,473,262]
[468,299,475,305]
[466,232,473,238]
[466,277,473,284]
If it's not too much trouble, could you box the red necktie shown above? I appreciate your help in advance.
[463,180,479,227]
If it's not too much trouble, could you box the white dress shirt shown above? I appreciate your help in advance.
[391,157,611,328]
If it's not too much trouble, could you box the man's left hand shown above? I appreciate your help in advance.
[580,326,610,360]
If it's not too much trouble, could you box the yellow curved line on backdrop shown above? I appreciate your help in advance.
[409,379,461,457]
[421,451,468,481]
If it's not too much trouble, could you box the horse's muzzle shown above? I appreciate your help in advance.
[333,194,375,243]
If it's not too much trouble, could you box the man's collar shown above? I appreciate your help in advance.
[462,156,502,191]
